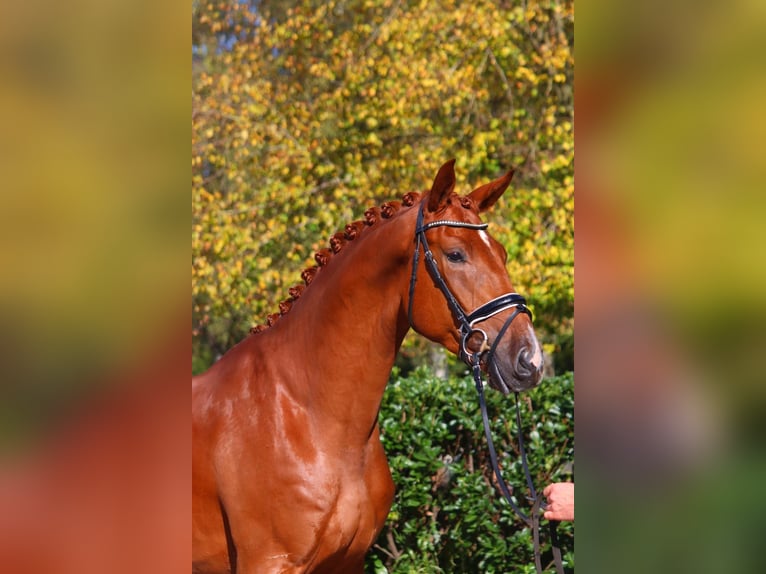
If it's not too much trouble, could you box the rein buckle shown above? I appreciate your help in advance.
[461,328,489,364]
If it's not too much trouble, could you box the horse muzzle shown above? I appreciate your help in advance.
[485,330,544,394]
[459,295,543,394]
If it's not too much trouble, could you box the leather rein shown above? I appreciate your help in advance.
[407,204,565,574]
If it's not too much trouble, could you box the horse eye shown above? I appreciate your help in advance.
[446,250,465,263]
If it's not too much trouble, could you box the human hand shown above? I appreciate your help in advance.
[543,482,574,521]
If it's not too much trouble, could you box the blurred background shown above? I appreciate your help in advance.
[0,0,188,449]
[576,0,766,572]
[0,0,189,573]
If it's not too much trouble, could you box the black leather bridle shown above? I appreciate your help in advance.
[407,203,565,574]
[407,204,532,367]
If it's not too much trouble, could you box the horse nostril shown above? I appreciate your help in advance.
[515,348,543,380]
[515,350,533,378]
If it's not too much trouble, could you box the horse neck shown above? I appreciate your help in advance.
[263,207,417,441]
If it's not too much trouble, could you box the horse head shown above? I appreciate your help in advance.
[408,159,544,393]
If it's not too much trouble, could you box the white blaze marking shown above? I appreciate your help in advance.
[527,323,543,367]
[478,230,493,250]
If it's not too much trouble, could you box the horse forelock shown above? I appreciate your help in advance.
[431,191,481,217]
[249,191,423,335]
[459,195,478,212]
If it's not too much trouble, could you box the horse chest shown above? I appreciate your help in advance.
[270,440,392,570]
[335,471,382,529]
[304,471,384,567]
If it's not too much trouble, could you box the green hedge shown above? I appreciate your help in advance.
[368,367,574,573]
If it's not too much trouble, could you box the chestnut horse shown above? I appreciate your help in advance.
[192,160,544,573]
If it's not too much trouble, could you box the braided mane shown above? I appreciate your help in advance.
[249,191,423,334]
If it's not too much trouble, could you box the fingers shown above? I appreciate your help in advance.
[542,482,575,521]
[543,505,567,521]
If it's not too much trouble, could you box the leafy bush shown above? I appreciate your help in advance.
[368,367,574,573]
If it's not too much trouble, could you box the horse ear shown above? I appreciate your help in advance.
[427,159,457,212]
[468,168,515,212]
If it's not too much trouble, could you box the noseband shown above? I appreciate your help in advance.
[407,203,564,574]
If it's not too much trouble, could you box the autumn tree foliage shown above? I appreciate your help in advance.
[192,0,573,369]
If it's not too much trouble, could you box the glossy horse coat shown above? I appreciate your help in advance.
[192,160,543,573]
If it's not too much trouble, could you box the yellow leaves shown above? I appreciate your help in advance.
[547,54,567,71]
[192,0,573,350]
[220,74,231,93]
[308,61,334,80]
[198,187,214,203]
[515,66,539,84]
[365,132,382,147]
